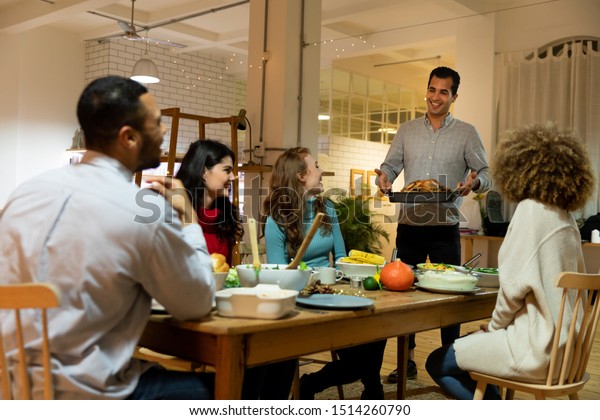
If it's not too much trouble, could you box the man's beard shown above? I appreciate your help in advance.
[135,133,162,172]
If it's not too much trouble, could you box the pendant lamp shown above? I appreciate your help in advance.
[131,41,160,84]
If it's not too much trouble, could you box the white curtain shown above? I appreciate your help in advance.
[495,40,600,223]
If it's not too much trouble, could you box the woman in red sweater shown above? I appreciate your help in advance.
[176,140,294,399]
[176,139,243,265]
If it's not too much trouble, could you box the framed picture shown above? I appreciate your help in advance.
[349,169,365,197]
[366,170,378,196]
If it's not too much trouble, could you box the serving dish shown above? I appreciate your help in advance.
[388,191,459,203]
[235,264,312,291]
[336,259,385,277]
[416,263,460,272]
[296,294,374,310]
[414,282,481,295]
[455,266,500,288]
[214,284,298,319]
[415,270,478,291]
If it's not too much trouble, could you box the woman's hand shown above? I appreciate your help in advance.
[145,175,198,227]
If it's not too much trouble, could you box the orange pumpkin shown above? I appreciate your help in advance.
[380,260,415,291]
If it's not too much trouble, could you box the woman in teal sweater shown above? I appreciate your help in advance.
[263,147,386,400]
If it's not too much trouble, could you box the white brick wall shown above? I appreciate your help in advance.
[318,136,404,194]
[85,39,245,156]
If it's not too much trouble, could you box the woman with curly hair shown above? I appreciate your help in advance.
[176,139,243,266]
[425,122,595,399]
[264,147,386,400]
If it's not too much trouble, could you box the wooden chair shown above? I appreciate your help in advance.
[293,352,345,399]
[470,271,600,400]
[0,283,61,400]
[238,241,267,264]
[133,347,207,372]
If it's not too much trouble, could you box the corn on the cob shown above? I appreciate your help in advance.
[338,257,367,264]
[348,250,385,265]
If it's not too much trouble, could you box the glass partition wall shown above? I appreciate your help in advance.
[319,68,425,143]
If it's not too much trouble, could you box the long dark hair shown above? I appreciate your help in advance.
[262,147,332,259]
[176,139,243,244]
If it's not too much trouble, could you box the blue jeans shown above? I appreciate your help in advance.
[128,366,215,399]
[425,344,501,400]
[129,361,297,400]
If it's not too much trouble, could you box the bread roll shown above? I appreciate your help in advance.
[211,253,230,272]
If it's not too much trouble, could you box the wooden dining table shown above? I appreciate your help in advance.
[138,285,497,400]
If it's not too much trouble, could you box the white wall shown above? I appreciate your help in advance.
[0,27,84,207]
[0,31,242,208]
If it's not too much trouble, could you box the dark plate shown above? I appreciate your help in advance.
[388,191,459,203]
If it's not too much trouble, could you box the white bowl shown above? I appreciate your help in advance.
[416,270,478,291]
[235,264,312,291]
[336,259,385,277]
[455,267,499,288]
[213,272,228,290]
[215,285,298,319]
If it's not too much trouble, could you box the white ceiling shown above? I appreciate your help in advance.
[0,0,547,80]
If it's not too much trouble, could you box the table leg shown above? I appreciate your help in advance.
[215,335,245,399]
[396,335,408,400]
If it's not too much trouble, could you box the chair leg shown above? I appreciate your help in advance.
[568,392,580,400]
[292,363,301,399]
[331,351,345,399]
[473,380,486,399]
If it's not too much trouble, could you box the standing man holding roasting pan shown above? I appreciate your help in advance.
[375,66,492,382]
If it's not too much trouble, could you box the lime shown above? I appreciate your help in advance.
[362,276,380,290]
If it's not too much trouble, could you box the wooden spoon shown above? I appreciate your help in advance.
[286,212,324,270]
[247,217,261,270]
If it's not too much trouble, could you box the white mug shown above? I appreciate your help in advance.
[314,267,344,285]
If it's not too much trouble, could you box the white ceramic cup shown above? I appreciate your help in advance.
[315,267,344,285]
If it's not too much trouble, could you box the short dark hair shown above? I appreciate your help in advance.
[492,122,595,211]
[428,66,461,96]
[76,76,148,151]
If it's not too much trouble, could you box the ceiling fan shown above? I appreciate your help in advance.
[88,0,187,48]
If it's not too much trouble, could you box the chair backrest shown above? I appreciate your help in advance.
[547,272,600,387]
[238,241,267,264]
[0,283,61,400]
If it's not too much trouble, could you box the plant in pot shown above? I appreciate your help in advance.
[331,195,389,255]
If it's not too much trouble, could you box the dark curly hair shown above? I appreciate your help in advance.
[176,139,244,245]
[492,122,595,211]
[262,147,333,259]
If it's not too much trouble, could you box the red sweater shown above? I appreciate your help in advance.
[197,207,232,265]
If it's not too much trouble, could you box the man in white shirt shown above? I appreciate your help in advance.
[0,76,215,399]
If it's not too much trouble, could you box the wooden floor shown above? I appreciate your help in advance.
[300,319,600,400]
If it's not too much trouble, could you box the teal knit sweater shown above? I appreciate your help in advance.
[265,197,346,268]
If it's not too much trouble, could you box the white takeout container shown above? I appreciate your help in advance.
[336,259,385,278]
[416,270,478,291]
[235,264,312,291]
[215,284,298,319]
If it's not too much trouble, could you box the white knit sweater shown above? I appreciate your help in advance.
[454,199,585,382]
